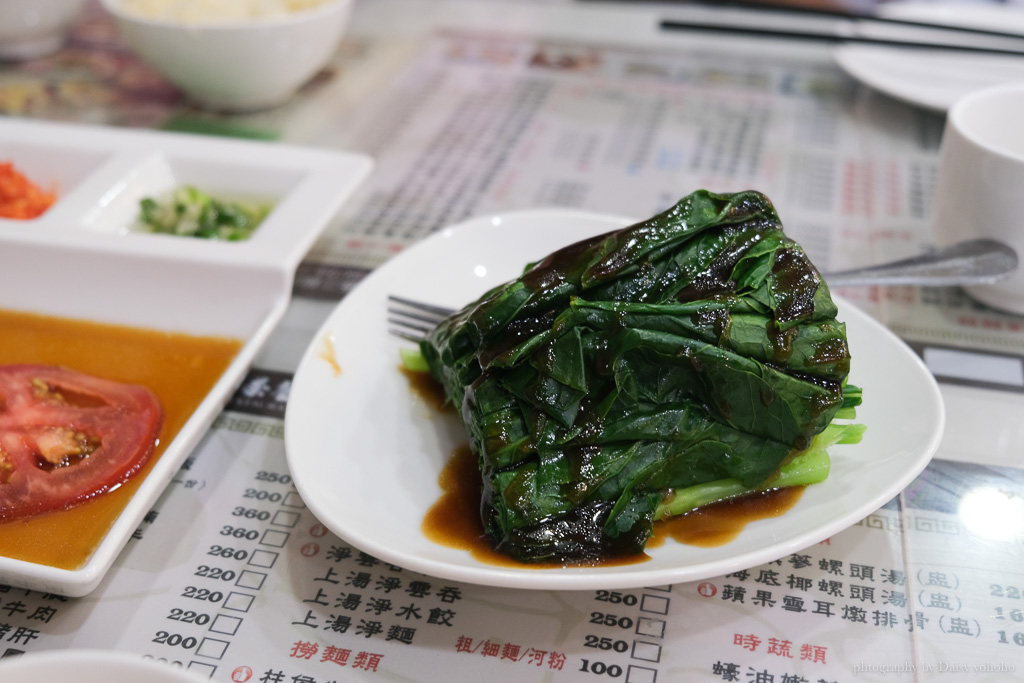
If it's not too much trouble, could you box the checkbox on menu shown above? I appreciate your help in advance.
[282,492,305,508]
[639,594,669,615]
[235,570,267,590]
[248,550,279,569]
[630,640,661,663]
[195,637,229,660]
[187,662,217,678]
[271,510,300,528]
[635,616,665,638]
[209,614,243,636]
[260,529,290,547]
[625,664,657,683]
[222,592,255,612]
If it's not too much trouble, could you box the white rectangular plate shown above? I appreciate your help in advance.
[0,117,372,595]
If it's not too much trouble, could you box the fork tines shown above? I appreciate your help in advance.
[387,295,455,341]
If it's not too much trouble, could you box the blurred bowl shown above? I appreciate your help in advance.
[0,649,210,683]
[0,0,88,61]
[101,0,352,111]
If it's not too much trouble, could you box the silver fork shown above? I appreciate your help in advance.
[388,238,1017,340]
[388,296,455,341]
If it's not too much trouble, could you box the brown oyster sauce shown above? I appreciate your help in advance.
[0,309,241,570]
[404,368,805,569]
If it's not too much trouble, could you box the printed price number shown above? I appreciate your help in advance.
[995,607,1024,622]
[584,635,629,653]
[220,525,259,540]
[991,584,1022,600]
[208,544,249,560]
[579,659,624,677]
[232,506,271,521]
[244,488,283,502]
[181,586,224,603]
[142,655,185,668]
[195,564,237,582]
[594,590,638,606]
[589,612,634,629]
[167,608,211,625]
[153,631,199,650]
[997,631,1024,646]
[255,470,292,485]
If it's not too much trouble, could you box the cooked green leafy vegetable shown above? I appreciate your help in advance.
[416,189,863,563]
[135,185,271,241]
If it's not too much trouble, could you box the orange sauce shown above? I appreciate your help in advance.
[647,486,804,549]
[422,444,803,568]
[424,445,651,568]
[0,308,241,570]
[318,334,342,377]
[405,368,805,567]
[399,365,448,412]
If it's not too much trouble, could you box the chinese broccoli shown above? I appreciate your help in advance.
[416,189,863,563]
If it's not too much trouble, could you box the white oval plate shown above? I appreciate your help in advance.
[834,2,1024,111]
[0,649,208,683]
[284,209,944,590]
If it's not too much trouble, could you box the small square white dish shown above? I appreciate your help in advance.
[0,117,372,595]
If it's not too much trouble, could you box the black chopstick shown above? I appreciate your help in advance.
[676,1,1024,43]
[658,18,1024,57]
[578,0,1024,52]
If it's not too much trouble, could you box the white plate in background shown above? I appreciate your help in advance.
[834,2,1024,111]
[0,649,208,683]
[0,118,371,596]
[285,209,944,590]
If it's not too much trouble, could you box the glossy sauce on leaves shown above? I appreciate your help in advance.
[420,190,854,563]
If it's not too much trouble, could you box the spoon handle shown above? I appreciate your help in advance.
[823,239,1018,287]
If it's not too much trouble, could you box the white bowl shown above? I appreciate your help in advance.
[0,649,210,683]
[101,0,352,111]
[0,0,87,60]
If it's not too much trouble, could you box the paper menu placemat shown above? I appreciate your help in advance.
[0,354,1019,681]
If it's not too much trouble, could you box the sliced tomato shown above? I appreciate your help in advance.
[0,364,163,521]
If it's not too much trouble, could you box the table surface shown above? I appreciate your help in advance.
[1,1,1023,681]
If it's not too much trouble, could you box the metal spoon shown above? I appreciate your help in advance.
[823,239,1018,287]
